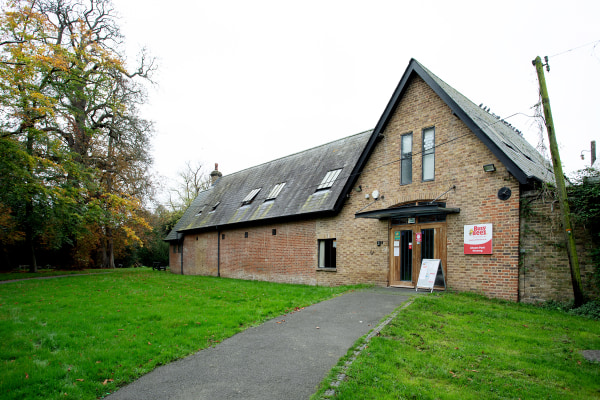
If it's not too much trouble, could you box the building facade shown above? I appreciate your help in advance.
[167,59,595,302]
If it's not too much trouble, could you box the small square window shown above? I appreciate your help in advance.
[272,229,277,236]
[318,239,336,268]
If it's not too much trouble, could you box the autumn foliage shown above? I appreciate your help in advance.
[0,0,157,270]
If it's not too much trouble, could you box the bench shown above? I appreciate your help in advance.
[152,262,167,271]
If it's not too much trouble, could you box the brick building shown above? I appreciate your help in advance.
[166,59,588,302]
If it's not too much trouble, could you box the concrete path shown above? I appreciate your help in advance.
[107,287,418,400]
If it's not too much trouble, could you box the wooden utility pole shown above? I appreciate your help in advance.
[533,56,584,306]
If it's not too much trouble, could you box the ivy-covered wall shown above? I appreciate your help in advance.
[519,189,598,303]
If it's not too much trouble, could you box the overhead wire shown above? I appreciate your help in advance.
[548,39,600,59]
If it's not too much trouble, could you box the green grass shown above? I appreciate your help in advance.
[0,269,354,399]
[313,292,600,400]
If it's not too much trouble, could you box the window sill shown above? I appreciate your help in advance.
[316,267,337,272]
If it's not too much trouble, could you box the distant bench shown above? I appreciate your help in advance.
[152,262,167,271]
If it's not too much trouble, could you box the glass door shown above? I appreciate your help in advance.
[390,222,447,288]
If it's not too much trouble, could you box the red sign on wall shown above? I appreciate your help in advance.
[464,224,493,254]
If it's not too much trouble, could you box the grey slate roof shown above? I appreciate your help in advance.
[372,59,554,184]
[166,130,373,238]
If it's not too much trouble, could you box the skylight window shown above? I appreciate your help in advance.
[241,188,261,205]
[195,206,206,216]
[265,183,286,201]
[210,201,220,212]
[317,169,342,190]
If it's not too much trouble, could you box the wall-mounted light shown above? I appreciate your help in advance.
[372,190,380,199]
[377,241,384,247]
[483,164,496,172]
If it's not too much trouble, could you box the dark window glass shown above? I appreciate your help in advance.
[401,133,413,185]
[318,239,336,268]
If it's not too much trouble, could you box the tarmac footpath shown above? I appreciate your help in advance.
[106,287,417,400]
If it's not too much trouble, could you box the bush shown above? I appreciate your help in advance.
[569,300,600,320]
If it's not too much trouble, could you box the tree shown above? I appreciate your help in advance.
[168,161,211,211]
[568,167,600,288]
[0,0,156,270]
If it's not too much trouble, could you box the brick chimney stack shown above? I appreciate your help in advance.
[210,163,222,186]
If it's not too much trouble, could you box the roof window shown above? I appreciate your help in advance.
[241,188,261,206]
[265,183,286,201]
[210,201,220,212]
[317,169,342,190]
[195,206,206,216]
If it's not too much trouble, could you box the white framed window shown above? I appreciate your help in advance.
[317,169,342,191]
[422,127,435,181]
[241,188,261,206]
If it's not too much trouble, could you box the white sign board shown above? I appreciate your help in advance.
[416,259,445,292]
[464,224,493,254]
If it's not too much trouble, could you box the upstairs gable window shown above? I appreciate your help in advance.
[401,133,413,185]
[241,188,261,206]
[422,127,435,181]
[266,182,286,201]
[317,169,342,191]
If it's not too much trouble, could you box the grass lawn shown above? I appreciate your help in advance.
[313,292,600,400]
[0,269,354,399]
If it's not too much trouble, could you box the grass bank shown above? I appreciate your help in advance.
[313,292,600,400]
[0,269,354,399]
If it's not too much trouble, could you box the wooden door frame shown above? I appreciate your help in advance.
[389,221,447,288]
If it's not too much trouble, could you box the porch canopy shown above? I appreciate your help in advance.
[355,204,460,220]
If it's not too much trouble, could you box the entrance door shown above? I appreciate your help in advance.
[390,222,446,287]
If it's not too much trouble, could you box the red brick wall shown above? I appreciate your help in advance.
[171,221,319,285]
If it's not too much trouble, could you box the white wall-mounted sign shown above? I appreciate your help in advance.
[464,224,493,254]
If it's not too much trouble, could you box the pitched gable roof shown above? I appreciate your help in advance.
[370,59,554,185]
[166,130,373,238]
[166,59,553,241]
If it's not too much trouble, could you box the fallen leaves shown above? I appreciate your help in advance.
[102,378,114,385]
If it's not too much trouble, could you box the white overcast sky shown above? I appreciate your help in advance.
[114,0,600,202]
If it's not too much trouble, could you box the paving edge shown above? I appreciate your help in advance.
[321,299,415,398]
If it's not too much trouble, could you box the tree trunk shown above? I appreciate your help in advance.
[101,227,115,269]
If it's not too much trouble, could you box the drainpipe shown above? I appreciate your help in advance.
[217,227,221,277]
[177,232,184,275]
